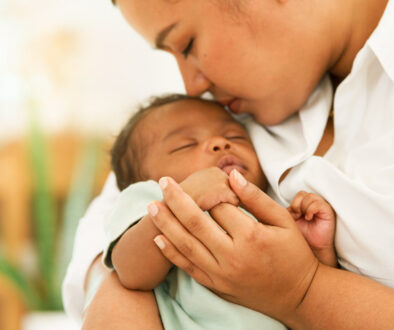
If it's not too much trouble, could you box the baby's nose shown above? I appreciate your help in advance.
[209,137,231,152]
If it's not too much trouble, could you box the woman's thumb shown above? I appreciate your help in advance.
[229,170,290,228]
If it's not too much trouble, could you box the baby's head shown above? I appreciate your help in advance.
[111,94,267,190]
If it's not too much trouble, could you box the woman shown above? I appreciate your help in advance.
[63,0,394,328]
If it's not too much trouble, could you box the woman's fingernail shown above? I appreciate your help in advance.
[147,202,158,217]
[233,169,247,187]
[154,236,165,249]
[159,177,168,190]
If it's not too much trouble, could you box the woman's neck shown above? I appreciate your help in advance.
[329,0,388,81]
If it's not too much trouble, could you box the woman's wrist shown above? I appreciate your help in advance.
[287,262,325,329]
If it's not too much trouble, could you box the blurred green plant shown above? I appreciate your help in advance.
[0,100,101,310]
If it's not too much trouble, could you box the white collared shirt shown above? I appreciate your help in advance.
[62,0,394,323]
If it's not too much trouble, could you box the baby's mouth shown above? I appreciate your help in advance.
[217,155,247,176]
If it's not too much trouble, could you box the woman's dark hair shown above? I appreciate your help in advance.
[111,94,208,190]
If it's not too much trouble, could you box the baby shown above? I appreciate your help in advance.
[103,94,337,329]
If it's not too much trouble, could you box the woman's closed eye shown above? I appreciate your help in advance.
[182,38,194,59]
[170,142,198,154]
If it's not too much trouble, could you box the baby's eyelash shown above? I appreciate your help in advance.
[182,38,194,58]
[226,136,247,140]
[170,142,197,153]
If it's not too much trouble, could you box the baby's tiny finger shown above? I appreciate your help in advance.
[305,200,321,220]
[290,191,308,212]
[228,192,240,206]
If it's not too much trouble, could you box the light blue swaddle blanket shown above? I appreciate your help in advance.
[155,268,286,330]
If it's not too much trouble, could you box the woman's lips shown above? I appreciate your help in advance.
[217,98,242,114]
[228,98,241,113]
[217,155,247,176]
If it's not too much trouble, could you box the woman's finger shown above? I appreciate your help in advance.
[158,176,233,254]
[148,201,218,272]
[229,170,291,228]
[153,234,215,289]
[209,203,256,238]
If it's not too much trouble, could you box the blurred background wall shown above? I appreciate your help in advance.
[0,0,184,329]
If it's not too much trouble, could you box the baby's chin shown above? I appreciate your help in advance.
[243,173,268,191]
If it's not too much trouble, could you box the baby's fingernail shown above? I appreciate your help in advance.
[154,236,165,249]
[147,202,158,217]
[159,177,168,190]
[232,169,247,187]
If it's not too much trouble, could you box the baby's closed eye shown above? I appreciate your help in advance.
[169,142,198,154]
[226,135,248,140]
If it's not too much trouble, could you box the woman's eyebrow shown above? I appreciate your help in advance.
[155,23,178,49]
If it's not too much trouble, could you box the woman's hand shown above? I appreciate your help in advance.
[148,170,319,325]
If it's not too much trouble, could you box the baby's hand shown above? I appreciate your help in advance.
[180,167,239,211]
[288,191,337,267]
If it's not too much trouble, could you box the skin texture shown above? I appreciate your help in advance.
[82,0,394,329]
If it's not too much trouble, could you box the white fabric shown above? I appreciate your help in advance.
[62,1,394,323]
[62,172,120,323]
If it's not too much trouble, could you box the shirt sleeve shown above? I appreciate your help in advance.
[62,173,120,324]
[102,180,162,268]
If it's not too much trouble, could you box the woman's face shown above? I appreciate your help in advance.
[117,0,332,125]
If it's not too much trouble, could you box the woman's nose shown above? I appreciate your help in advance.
[206,136,232,153]
[177,57,211,97]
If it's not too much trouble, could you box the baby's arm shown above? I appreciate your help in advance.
[112,213,171,290]
[288,191,338,267]
[112,167,238,290]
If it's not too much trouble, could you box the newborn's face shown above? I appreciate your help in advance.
[133,99,267,189]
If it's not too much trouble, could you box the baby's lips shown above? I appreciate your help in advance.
[221,164,245,176]
[217,155,247,175]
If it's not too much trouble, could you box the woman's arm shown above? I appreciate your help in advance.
[149,172,394,329]
[82,268,163,330]
[291,263,394,329]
